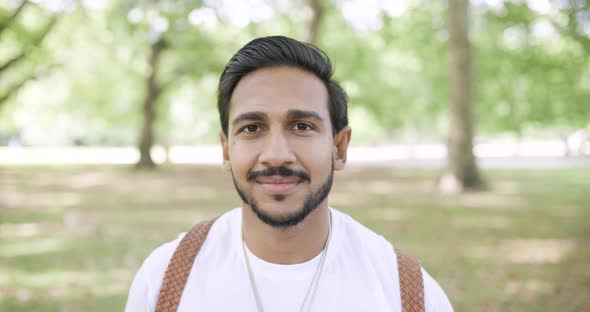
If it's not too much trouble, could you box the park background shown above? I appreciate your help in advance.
[1,0,589,311]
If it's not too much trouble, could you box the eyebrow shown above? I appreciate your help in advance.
[286,109,324,122]
[231,111,268,128]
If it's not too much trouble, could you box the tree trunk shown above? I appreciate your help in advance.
[304,0,323,45]
[446,0,485,190]
[136,37,166,169]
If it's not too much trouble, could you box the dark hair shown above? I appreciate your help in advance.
[217,35,348,136]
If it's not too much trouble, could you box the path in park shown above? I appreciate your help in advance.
[0,144,588,168]
[365,156,590,168]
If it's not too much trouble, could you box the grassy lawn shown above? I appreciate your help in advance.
[1,164,589,311]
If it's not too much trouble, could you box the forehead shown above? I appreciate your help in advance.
[229,66,329,122]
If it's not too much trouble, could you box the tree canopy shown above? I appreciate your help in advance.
[0,0,588,146]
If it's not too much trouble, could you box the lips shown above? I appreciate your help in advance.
[256,176,302,194]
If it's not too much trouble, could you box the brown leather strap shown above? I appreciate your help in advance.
[155,219,216,312]
[155,219,425,312]
[395,247,425,312]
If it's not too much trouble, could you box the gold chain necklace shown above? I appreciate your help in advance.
[242,214,332,312]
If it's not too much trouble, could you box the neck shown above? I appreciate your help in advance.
[242,202,331,265]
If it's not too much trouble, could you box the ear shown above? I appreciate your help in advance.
[220,131,231,171]
[333,126,352,171]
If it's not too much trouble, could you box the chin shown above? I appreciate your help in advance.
[250,199,313,228]
[258,199,303,217]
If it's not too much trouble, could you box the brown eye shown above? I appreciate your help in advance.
[293,123,312,131]
[244,125,260,133]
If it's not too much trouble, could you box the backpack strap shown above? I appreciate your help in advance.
[155,219,216,312]
[395,247,425,312]
[155,219,425,312]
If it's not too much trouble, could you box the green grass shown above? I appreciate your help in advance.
[1,164,589,311]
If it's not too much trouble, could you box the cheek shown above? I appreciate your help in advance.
[294,138,333,171]
[229,141,258,175]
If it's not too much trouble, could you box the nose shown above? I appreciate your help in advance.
[258,131,296,167]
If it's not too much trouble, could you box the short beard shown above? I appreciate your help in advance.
[232,165,334,228]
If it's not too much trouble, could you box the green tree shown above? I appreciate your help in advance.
[0,1,60,109]
[474,1,590,136]
[108,1,225,168]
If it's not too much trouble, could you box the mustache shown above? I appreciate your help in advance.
[247,166,311,182]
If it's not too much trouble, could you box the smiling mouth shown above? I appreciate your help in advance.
[255,177,302,194]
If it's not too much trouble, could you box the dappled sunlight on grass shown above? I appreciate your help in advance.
[328,192,361,207]
[505,279,553,301]
[64,172,114,189]
[11,270,97,289]
[171,186,220,201]
[493,181,521,195]
[0,165,589,311]
[0,190,82,210]
[0,237,66,258]
[1,268,137,304]
[369,207,408,222]
[451,215,511,229]
[451,192,528,210]
[63,209,101,234]
[0,222,42,238]
[341,179,434,195]
[466,238,576,264]
[553,205,578,218]
[501,239,575,264]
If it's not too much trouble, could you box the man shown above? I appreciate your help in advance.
[126,36,453,312]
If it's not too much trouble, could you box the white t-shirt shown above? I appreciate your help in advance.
[125,208,453,312]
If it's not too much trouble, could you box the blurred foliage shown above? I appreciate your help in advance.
[0,0,588,145]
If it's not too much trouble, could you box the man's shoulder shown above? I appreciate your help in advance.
[139,231,186,283]
[332,208,453,311]
[139,208,239,281]
[331,208,394,253]
[125,230,187,311]
[423,268,454,311]
[125,208,239,311]
[330,208,399,279]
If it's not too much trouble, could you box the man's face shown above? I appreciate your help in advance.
[220,66,350,227]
